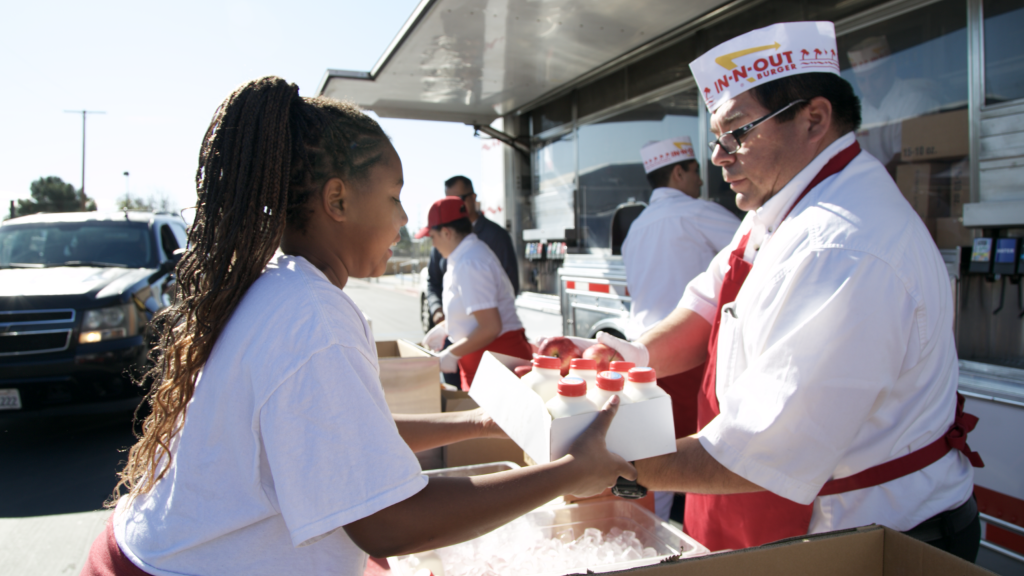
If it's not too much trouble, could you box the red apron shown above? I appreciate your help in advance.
[656,365,705,438]
[683,141,983,552]
[458,328,533,391]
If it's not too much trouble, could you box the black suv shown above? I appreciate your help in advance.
[0,211,187,416]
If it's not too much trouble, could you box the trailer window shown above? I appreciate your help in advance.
[577,91,702,251]
[824,0,970,251]
[984,0,1024,104]
[836,0,967,168]
[532,135,576,235]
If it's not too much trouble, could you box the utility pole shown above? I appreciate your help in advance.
[64,110,105,209]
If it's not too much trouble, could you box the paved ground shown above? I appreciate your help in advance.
[344,275,425,343]
[0,277,424,575]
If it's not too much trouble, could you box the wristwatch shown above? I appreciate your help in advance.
[611,462,648,499]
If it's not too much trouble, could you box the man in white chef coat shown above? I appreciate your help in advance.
[621,137,739,520]
[595,21,983,560]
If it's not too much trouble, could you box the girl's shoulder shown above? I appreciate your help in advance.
[241,254,374,355]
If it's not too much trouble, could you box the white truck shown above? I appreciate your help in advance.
[326,1,1024,572]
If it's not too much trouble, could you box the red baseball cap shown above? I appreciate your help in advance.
[414,197,468,239]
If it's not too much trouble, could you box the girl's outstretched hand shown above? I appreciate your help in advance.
[562,395,637,498]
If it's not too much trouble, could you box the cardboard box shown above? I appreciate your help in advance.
[936,217,978,249]
[896,163,950,220]
[469,352,676,464]
[950,159,970,218]
[441,389,528,468]
[631,524,995,576]
[902,109,968,161]
[375,340,441,415]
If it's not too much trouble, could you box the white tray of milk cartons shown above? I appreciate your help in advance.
[468,352,678,465]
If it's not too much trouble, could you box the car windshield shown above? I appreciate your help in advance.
[0,221,156,269]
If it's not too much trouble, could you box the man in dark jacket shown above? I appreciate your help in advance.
[426,176,519,327]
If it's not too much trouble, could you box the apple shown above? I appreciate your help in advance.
[583,343,622,372]
[536,336,583,375]
[514,365,533,379]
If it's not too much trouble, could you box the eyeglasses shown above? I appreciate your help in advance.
[708,99,807,155]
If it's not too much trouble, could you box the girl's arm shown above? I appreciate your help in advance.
[445,308,501,358]
[393,408,506,453]
[345,397,636,557]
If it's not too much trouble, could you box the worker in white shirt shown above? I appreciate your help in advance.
[622,136,739,520]
[418,197,532,390]
[592,21,983,561]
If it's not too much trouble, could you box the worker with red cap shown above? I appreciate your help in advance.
[416,197,532,389]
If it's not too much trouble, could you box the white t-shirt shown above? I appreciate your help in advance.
[622,188,739,341]
[681,133,973,534]
[443,233,523,343]
[114,253,428,576]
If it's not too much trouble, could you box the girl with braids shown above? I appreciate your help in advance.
[82,76,634,576]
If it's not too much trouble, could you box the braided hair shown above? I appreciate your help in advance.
[112,76,390,503]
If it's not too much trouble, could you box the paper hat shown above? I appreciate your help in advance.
[690,21,840,112]
[848,36,891,73]
[414,197,468,239]
[641,137,696,174]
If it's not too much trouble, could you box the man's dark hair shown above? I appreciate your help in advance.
[748,73,861,135]
[445,175,475,195]
[432,217,473,236]
[646,159,697,190]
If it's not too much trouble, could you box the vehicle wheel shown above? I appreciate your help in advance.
[421,295,434,333]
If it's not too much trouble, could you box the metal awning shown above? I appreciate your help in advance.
[318,0,731,125]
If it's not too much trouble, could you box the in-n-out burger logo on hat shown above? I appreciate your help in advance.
[690,22,840,112]
[640,137,695,174]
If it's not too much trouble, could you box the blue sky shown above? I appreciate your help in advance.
[0,0,486,230]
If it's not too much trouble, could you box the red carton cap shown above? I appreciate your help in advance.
[596,371,624,391]
[570,358,596,370]
[557,377,587,397]
[628,367,657,383]
[533,356,561,370]
[609,361,635,372]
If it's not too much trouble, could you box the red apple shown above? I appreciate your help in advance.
[537,336,583,374]
[514,365,533,379]
[583,343,623,372]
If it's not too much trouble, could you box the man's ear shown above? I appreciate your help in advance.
[321,177,348,222]
[804,96,834,143]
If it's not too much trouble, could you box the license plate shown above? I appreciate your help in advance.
[0,389,22,410]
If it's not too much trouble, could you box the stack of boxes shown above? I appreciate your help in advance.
[896,109,977,249]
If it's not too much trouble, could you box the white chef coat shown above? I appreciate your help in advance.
[443,233,523,343]
[855,77,939,165]
[680,133,973,534]
[622,188,739,341]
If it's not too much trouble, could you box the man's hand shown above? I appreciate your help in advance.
[596,332,650,367]
[432,310,445,325]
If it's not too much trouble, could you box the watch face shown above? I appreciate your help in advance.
[612,477,648,500]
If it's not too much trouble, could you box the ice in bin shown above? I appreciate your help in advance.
[389,498,708,576]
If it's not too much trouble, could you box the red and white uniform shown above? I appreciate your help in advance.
[680,133,974,543]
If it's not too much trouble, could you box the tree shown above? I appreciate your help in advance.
[15,176,96,216]
[117,191,176,213]
[394,225,413,256]
[117,193,154,211]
